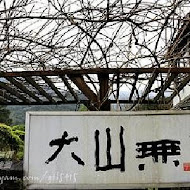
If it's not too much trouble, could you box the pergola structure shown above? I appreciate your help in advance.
[0,67,190,111]
[0,1,190,111]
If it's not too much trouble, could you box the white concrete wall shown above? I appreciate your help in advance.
[24,111,190,189]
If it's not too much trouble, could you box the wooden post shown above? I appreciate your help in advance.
[98,74,110,111]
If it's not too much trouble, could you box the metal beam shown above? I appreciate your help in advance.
[0,96,9,104]
[154,74,177,102]
[0,99,165,105]
[59,75,79,102]
[0,68,188,106]
[25,76,56,103]
[41,76,66,102]
[167,74,190,103]
[0,81,31,103]
[140,73,158,101]
[69,74,98,110]
[2,68,190,77]
[0,89,20,104]
[6,77,43,104]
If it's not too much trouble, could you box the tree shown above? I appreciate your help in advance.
[0,0,189,70]
[0,0,189,110]
[0,123,25,161]
[0,106,12,125]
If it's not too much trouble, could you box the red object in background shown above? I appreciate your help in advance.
[183,163,190,171]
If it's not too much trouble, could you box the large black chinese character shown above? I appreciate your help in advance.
[95,126,125,172]
[136,139,180,170]
[45,131,85,166]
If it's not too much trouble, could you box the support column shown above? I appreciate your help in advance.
[98,74,110,111]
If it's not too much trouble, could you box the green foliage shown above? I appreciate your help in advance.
[78,104,88,111]
[0,123,25,160]
[11,124,25,131]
